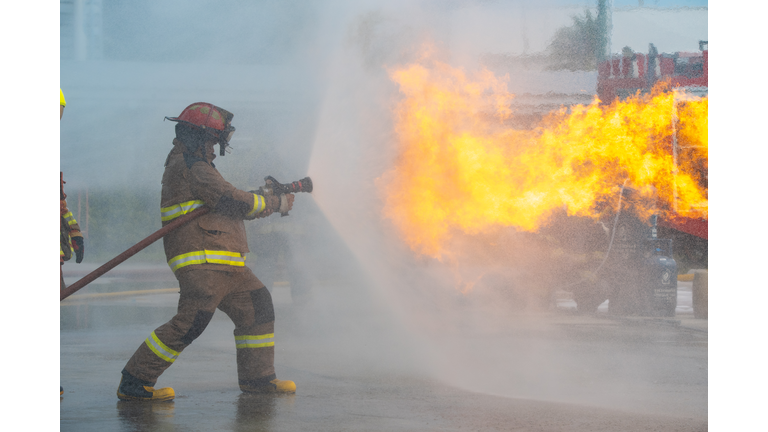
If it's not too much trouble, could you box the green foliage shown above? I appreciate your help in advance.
[547,9,602,71]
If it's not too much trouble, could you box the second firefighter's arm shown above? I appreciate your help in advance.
[188,162,279,219]
[61,199,85,263]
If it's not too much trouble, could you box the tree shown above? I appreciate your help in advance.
[547,0,610,71]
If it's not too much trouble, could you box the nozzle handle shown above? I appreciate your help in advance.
[265,176,313,195]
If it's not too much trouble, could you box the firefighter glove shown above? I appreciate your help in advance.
[264,194,279,212]
[70,233,85,263]
[279,194,295,214]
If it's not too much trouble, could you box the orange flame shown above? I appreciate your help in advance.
[379,59,708,258]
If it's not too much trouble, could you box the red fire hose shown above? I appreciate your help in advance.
[60,207,210,301]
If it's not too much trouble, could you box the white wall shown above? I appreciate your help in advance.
[611,8,708,54]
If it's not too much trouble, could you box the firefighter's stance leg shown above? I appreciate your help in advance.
[61,263,65,397]
[119,269,224,401]
[218,269,295,393]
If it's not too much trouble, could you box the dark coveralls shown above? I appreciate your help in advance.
[122,138,278,389]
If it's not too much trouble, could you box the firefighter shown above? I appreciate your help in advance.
[60,88,85,291]
[117,102,297,401]
[61,88,86,398]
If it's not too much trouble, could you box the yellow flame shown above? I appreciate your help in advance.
[380,59,708,258]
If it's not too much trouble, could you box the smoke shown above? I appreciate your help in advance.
[60,0,706,417]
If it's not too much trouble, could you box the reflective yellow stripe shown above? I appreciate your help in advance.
[235,334,275,349]
[145,331,180,363]
[167,250,246,272]
[63,211,78,226]
[247,194,266,217]
[161,200,205,222]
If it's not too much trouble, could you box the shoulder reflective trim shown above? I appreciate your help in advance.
[161,200,205,222]
[145,331,180,363]
[235,333,275,349]
[63,211,78,226]
[247,194,266,217]
[167,250,246,272]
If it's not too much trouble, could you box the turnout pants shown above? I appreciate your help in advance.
[123,267,277,388]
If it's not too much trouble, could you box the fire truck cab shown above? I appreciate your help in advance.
[561,41,709,315]
[596,41,708,266]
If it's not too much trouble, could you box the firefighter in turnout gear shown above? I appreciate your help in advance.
[60,89,85,291]
[61,88,86,398]
[117,103,297,401]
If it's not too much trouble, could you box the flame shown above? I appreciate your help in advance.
[380,59,708,258]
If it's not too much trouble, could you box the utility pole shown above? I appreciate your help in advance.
[596,0,613,63]
[66,0,104,61]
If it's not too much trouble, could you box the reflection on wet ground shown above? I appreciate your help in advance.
[115,400,176,431]
[111,393,285,432]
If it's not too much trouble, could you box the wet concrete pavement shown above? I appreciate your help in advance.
[60,265,707,431]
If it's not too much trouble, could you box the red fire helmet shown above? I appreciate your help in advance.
[165,102,236,154]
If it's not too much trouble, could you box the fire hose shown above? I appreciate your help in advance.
[60,176,313,301]
[59,207,210,301]
[556,179,628,291]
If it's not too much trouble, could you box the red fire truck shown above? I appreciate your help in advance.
[538,41,710,315]
[596,41,708,272]
[451,43,708,316]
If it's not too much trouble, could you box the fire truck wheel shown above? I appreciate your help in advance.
[573,280,610,314]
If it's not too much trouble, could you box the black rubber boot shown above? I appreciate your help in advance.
[117,370,174,401]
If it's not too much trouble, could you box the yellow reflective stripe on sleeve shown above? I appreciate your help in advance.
[235,334,275,349]
[145,331,180,363]
[167,250,246,272]
[161,200,205,222]
[63,211,78,226]
[246,194,266,217]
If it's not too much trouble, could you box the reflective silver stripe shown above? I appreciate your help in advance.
[161,200,205,222]
[168,251,207,272]
[247,194,266,217]
[63,211,78,226]
[235,334,275,349]
[167,250,246,272]
[145,331,180,363]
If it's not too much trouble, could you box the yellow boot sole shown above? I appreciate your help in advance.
[117,385,175,401]
[240,379,296,394]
